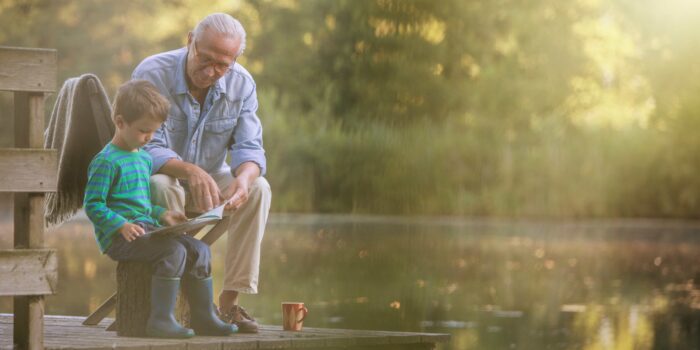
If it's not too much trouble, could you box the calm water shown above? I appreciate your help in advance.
[3,213,700,349]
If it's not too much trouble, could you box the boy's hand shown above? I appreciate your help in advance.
[119,222,145,242]
[161,210,188,227]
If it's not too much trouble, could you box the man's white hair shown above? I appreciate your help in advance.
[193,13,247,57]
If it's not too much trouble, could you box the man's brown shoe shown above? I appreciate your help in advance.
[219,305,259,333]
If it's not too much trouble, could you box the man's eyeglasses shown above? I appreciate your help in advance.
[192,40,233,75]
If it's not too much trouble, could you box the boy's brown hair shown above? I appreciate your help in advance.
[113,80,169,123]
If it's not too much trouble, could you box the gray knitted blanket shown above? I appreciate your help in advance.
[44,74,114,227]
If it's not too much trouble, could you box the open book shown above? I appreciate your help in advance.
[147,204,226,236]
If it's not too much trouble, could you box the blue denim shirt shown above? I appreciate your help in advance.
[132,47,266,177]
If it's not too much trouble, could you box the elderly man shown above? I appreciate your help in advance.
[132,13,271,333]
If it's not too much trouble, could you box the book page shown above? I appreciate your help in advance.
[146,203,226,236]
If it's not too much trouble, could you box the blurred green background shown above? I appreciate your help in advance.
[7,2,700,348]
[2,0,700,218]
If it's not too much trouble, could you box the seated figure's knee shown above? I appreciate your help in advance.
[150,174,181,193]
[156,240,188,278]
[165,240,188,262]
[191,239,211,261]
[150,174,185,211]
[250,177,271,200]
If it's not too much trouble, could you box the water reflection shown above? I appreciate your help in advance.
[2,214,700,349]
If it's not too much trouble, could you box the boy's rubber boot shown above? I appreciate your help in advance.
[146,276,195,338]
[184,277,238,336]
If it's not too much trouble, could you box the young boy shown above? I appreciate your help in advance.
[84,80,237,338]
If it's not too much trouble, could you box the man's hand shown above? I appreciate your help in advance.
[221,161,261,211]
[160,210,188,226]
[187,165,221,212]
[221,176,251,211]
[119,222,145,242]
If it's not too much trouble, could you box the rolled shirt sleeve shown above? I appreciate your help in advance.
[230,85,266,176]
[143,124,182,174]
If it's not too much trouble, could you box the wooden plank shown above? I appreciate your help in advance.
[288,337,327,348]
[1,314,449,350]
[83,292,117,325]
[297,326,449,340]
[0,249,57,296]
[13,89,48,350]
[13,90,48,244]
[265,327,353,348]
[184,340,222,350]
[14,92,46,147]
[0,149,57,192]
[13,296,44,350]
[257,325,438,348]
[288,327,446,347]
[199,216,231,245]
[348,345,435,350]
[0,46,57,92]
[222,341,259,350]
[41,325,162,350]
[324,337,355,347]
[274,326,365,346]
[258,338,292,349]
[13,193,47,248]
[349,334,390,346]
[150,343,187,350]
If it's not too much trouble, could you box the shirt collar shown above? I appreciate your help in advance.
[172,47,228,98]
[172,48,189,95]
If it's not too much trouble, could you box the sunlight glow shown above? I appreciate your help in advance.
[566,12,655,129]
[368,16,445,44]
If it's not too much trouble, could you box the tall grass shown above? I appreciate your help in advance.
[260,91,692,218]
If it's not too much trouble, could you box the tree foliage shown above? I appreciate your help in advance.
[2,0,700,217]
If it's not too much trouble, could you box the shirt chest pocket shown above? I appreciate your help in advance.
[201,118,237,165]
[166,115,188,133]
[205,117,236,130]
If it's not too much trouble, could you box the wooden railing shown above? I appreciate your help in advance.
[0,46,58,350]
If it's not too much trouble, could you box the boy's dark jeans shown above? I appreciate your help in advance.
[105,222,211,279]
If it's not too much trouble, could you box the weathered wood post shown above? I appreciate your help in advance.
[0,46,58,350]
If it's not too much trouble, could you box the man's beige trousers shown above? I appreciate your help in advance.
[150,173,271,294]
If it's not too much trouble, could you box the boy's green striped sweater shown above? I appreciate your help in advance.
[84,143,166,253]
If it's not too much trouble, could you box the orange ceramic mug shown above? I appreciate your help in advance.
[282,302,308,331]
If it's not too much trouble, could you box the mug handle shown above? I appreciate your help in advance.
[297,306,309,323]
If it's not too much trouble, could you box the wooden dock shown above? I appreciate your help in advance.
[0,314,450,349]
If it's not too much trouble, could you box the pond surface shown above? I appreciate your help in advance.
[3,213,700,349]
